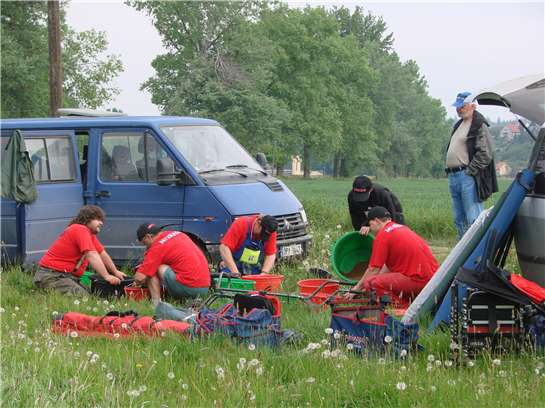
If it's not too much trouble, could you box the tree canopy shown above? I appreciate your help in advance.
[133,2,451,178]
[1,2,123,118]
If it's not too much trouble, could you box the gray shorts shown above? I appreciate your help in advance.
[163,267,209,300]
[33,267,89,296]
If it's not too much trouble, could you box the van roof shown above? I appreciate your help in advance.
[0,116,219,130]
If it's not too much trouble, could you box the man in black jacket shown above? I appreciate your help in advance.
[446,91,498,239]
[348,175,404,232]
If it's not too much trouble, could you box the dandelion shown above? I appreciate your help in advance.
[378,358,386,365]
[127,389,140,397]
[324,328,333,335]
[139,385,147,392]
[384,335,392,344]
[249,392,256,401]
[336,224,341,229]
[215,366,225,380]
[324,234,330,239]
[106,373,114,381]
[73,299,80,306]
[321,350,331,359]
[256,366,263,376]
[333,332,341,340]
[426,363,433,372]
[0,307,4,313]
[34,347,40,353]
[396,382,407,391]
[399,349,407,358]
[537,362,544,370]
[181,383,189,390]
[306,377,316,383]
[74,351,80,358]
[331,349,341,358]
[535,368,541,375]
[346,343,354,351]
[430,385,437,392]
[121,323,128,329]
[86,351,93,357]
[427,354,435,362]
[103,300,109,305]
[400,366,407,372]
[14,306,20,311]
[113,333,120,339]
[321,339,329,346]
[248,343,256,351]
[163,350,170,356]
[444,360,453,368]
[498,370,507,378]
[492,359,501,366]
[181,395,188,401]
[70,331,78,338]
[435,360,442,367]
[92,307,98,312]
[167,372,175,380]
[248,359,260,367]
[447,379,456,386]
[467,360,475,368]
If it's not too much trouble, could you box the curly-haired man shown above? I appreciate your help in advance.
[33,205,126,295]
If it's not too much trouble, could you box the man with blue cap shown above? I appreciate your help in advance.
[446,91,498,239]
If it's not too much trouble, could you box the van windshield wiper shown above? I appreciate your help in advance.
[198,168,247,177]
[226,164,267,175]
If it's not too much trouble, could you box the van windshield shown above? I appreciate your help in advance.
[161,125,262,173]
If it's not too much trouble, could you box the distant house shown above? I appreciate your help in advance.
[500,122,521,141]
[288,155,323,177]
[496,161,512,177]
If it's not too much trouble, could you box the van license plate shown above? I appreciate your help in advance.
[280,244,303,258]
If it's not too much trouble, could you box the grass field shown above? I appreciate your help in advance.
[2,177,543,407]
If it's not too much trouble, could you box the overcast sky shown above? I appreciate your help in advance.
[66,1,544,121]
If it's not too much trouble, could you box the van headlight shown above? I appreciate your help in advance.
[300,208,308,224]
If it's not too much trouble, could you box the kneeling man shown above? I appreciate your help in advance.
[219,214,278,276]
[346,206,438,304]
[134,224,210,304]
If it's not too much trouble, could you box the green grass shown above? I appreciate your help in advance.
[2,177,543,407]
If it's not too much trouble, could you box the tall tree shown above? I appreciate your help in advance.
[0,2,123,118]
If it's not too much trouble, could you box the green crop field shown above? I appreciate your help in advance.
[2,177,543,407]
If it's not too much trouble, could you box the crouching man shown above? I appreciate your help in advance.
[34,205,125,295]
[219,214,278,276]
[133,224,210,304]
[345,206,438,305]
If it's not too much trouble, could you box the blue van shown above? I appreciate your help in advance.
[0,114,311,266]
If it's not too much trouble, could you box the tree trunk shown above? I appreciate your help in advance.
[276,163,284,177]
[48,0,62,117]
[333,152,341,178]
[340,157,349,177]
[303,144,310,179]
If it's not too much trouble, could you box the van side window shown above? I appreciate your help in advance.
[101,133,142,182]
[25,137,75,182]
[137,134,175,182]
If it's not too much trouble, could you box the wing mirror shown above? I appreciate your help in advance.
[156,158,195,186]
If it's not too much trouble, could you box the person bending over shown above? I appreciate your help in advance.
[345,206,438,305]
[133,223,210,304]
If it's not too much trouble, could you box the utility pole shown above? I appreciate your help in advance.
[48,0,62,117]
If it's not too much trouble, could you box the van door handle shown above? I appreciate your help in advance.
[96,190,111,198]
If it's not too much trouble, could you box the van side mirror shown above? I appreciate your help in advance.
[156,158,195,186]
[255,152,268,169]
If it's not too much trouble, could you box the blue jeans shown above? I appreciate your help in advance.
[448,171,483,239]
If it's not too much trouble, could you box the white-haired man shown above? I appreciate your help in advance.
[446,91,498,239]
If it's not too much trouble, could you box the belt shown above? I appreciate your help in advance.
[445,166,467,174]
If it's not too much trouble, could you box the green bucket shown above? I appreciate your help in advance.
[215,277,256,291]
[330,231,374,284]
[79,271,93,287]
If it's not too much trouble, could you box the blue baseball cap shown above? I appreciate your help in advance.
[452,91,473,109]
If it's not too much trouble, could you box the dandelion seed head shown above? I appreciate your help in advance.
[346,343,354,351]
[306,377,316,383]
[106,373,114,381]
[427,354,435,362]
[384,335,392,344]
[73,300,80,306]
[492,359,501,366]
[163,350,170,356]
[325,328,333,335]
[248,343,256,351]
[167,372,175,380]
[396,382,407,391]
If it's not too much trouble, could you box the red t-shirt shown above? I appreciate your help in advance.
[137,231,210,288]
[368,221,439,281]
[39,223,104,277]
[221,215,277,256]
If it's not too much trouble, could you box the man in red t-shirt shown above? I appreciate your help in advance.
[346,206,439,304]
[134,223,210,303]
[219,214,278,276]
[34,205,126,295]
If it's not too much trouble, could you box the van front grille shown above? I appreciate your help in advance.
[274,213,307,240]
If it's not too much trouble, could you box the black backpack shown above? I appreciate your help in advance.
[234,293,274,315]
